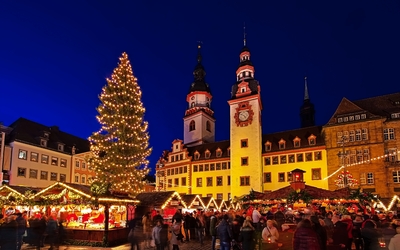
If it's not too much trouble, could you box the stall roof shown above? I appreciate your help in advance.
[0,185,41,198]
[257,185,349,200]
[181,194,197,207]
[185,194,206,209]
[136,191,187,209]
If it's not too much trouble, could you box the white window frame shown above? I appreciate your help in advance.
[384,128,395,140]
[362,128,368,140]
[367,173,374,184]
[355,129,362,141]
[349,130,355,142]
[393,171,400,183]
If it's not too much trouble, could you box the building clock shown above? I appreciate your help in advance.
[234,101,254,126]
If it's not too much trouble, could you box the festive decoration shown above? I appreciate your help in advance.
[287,189,313,204]
[348,187,378,205]
[335,170,358,188]
[88,52,151,197]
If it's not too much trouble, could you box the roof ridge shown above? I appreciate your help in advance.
[263,125,322,136]
[353,92,400,102]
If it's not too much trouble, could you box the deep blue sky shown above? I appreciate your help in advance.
[1,1,400,173]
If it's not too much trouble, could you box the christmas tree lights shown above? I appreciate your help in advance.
[89,52,151,197]
[335,170,358,188]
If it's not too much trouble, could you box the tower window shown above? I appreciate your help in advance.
[241,157,249,166]
[241,87,246,93]
[206,121,211,132]
[189,120,196,131]
[191,102,195,108]
[241,139,248,148]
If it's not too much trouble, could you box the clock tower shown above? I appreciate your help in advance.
[228,43,263,197]
[183,44,215,146]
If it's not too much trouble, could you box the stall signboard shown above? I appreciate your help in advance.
[170,200,179,206]
[193,201,199,206]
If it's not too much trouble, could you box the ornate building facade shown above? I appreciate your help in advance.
[155,43,333,200]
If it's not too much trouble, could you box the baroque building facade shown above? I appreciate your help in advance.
[155,43,332,200]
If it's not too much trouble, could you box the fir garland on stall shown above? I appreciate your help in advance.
[348,187,378,205]
[287,189,313,204]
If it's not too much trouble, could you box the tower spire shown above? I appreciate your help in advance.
[197,41,203,63]
[304,76,309,100]
[243,23,246,46]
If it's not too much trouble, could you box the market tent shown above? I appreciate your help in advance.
[183,194,206,209]
[201,196,218,210]
[136,191,187,209]
[257,185,348,200]
[0,185,40,199]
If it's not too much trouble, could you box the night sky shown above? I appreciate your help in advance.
[1,1,400,174]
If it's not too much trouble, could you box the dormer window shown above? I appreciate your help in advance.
[293,137,301,148]
[43,132,49,139]
[265,141,271,151]
[40,139,47,147]
[216,148,222,158]
[308,134,316,146]
[338,117,343,123]
[71,146,76,155]
[194,151,200,160]
[391,113,400,119]
[57,143,64,152]
[205,150,211,159]
[279,139,286,150]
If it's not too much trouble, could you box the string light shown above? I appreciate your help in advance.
[161,191,187,209]
[0,186,27,199]
[188,195,206,209]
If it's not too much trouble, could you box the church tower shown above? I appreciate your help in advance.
[183,44,215,146]
[300,76,316,127]
[228,39,263,197]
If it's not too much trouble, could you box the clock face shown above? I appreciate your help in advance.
[239,110,249,121]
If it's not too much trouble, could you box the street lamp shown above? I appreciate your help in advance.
[337,135,348,188]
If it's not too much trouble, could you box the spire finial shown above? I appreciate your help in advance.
[304,75,309,100]
[243,23,246,46]
[197,41,203,63]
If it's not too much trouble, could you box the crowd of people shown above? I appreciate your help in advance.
[128,206,400,250]
[0,210,64,250]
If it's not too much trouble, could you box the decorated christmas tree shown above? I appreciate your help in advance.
[335,170,358,188]
[89,52,151,197]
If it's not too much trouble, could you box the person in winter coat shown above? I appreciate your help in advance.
[46,213,59,250]
[0,215,18,250]
[239,219,255,250]
[311,215,327,250]
[262,220,279,243]
[388,226,400,250]
[217,214,233,250]
[170,219,182,250]
[352,214,364,250]
[340,215,353,250]
[152,220,169,250]
[210,211,218,250]
[293,219,321,250]
[361,220,381,250]
[16,212,27,250]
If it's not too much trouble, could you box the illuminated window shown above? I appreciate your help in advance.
[296,153,303,162]
[280,155,287,164]
[361,114,366,119]
[17,168,26,177]
[41,155,49,164]
[50,172,57,181]
[207,177,213,186]
[312,168,321,180]
[241,139,248,148]
[264,157,271,165]
[189,120,196,131]
[241,157,248,166]
[216,176,223,186]
[240,176,250,186]
[272,156,279,165]
[356,129,361,141]
[355,115,360,120]
[288,154,295,163]
[393,171,400,183]
[264,173,271,183]
[30,152,38,162]
[29,169,38,179]
[60,174,66,182]
[278,173,285,182]
[362,128,368,140]
[196,178,202,187]
[384,128,395,140]
[41,171,48,180]
[51,157,58,166]
[305,153,312,161]
[314,151,322,161]
[18,150,27,160]
[287,172,293,182]
[265,141,271,151]
[349,130,355,142]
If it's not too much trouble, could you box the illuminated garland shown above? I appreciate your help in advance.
[324,151,400,180]
[335,170,358,188]
[161,191,187,209]
[187,195,206,209]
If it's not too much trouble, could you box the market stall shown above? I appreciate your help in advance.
[182,194,205,212]
[0,185,40,215]
[201,196,219,211]
[136,191,187,223]
[31,182,138,246]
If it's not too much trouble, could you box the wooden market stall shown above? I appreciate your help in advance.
[136,191,187,223]
[0,185,40,215]
[182,194,205,212]
[31,182,138,246]
[201,196,219,211]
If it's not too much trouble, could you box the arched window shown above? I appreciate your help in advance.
[206,121,211,132]
[191,102,195,108]
[189,120,196,131]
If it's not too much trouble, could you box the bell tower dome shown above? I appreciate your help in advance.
[183,44,215,146]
